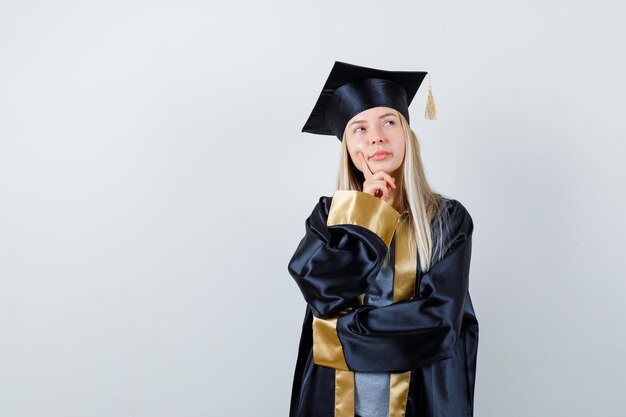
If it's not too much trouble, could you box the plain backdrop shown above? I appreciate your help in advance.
[1,1,625,416]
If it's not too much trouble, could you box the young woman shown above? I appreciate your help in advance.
[288,61,478,417]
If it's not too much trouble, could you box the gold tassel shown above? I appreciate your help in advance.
[424,73,437,120]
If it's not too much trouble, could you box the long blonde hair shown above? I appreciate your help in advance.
[335,111,448,273]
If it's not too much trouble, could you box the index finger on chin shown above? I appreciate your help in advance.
[358,152,373,177]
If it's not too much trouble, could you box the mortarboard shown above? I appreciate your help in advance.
[301,60,437,141]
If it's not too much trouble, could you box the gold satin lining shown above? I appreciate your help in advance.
[389,372,412,417]
[392,216,417,302]
[389,216,414,417]
[312,315,349,371]
[319,207,415,417]
[327,190,402,247]
[334,369,355,417]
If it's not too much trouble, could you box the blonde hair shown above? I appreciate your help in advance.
[335,111,447,273]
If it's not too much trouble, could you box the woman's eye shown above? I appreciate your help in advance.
[385,120,395,126]
[354,126,364,133]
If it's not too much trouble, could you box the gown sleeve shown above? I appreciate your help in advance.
[288,190,402,319]
[314,198,475,372]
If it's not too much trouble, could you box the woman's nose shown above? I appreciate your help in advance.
[370,125,385,144]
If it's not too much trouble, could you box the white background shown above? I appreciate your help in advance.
[1,1,625,416]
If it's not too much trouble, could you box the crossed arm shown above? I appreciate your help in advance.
[288,190,473,372]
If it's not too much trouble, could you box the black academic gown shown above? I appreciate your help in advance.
[287,191,478,417]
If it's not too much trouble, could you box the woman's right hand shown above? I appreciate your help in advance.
[357,152,396,202]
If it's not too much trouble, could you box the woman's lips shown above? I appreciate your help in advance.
[370,152,390,161]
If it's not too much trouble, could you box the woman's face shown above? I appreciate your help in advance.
[344,106,405,176]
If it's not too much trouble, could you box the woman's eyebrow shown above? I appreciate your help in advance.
[348,112,398,127]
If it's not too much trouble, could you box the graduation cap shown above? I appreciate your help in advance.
[301,61,437,141]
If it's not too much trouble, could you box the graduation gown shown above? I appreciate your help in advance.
[287,190,478,417]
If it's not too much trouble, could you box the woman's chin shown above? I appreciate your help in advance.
[369,160,399,172]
